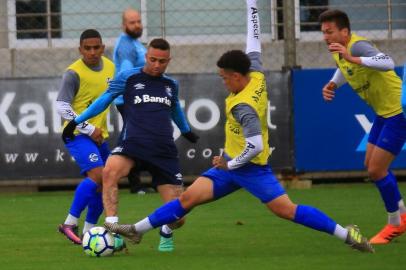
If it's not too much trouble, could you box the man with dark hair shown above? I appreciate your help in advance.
[102,1,374,254]
[62,37,199,252]
[217,50,251,75]
[319,9,406,244]
[56,29,116,245]
[113,8,147,194]
[318,9,350,31]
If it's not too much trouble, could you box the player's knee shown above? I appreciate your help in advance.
[86,167,103,184]
[87,173,102,184]
[102,166,120,185]
[179,192,198,210]
[268,202,296,220]
[273,207,296,220]
[367,165,386,181]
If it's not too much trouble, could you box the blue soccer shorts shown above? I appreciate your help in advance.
[65,134,110,175]
[202,162,286,203]
[368,113,406,156]
[111,139,183,187]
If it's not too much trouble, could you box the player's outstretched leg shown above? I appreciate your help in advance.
[345,225,375,253]
[269,196,374,253]
[104,222,143,244]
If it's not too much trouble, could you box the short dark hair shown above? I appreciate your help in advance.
[148,38,170,51]
[80,29,102,44]
[216,50,251,75]
[318,9,351,32]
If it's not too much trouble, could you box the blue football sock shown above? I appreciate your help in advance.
[293,205,337,235]
[388,170,402,204]
[86,191,103,224]
[375,172,400,213]
[69,177,98,218]
[148,199,188,228]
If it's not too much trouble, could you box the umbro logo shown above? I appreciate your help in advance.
[112,146,123,153]
[165,86,172,97]
[134,83,145,90]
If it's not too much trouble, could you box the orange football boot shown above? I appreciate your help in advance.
[369,216,406,244]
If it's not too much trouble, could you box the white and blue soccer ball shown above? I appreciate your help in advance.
[82,226,115,257]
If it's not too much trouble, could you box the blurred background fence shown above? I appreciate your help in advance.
[0,0,405,78]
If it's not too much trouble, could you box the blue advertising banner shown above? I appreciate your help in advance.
[293,67,405,172]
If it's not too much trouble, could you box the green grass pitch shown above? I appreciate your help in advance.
[1,183,406,270]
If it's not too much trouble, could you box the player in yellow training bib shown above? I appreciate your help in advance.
[55,29,119,248]
[320,9,406,244]
[103,0,374,254]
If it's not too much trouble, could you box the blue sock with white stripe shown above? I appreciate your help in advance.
[293,205,337,235]
[69,177,98,218]
[148,199,188,228]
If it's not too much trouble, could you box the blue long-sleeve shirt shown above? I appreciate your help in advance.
[75,67,191,144]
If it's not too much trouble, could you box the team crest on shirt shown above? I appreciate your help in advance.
[165,86,173,97]
[89,153,99,162]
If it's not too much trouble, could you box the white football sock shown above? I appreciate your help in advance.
[64,214,78,225]
[398,199,406,214]
[83,222,95,234]
[333,224,348,241]
[105,216,119,223]
[134,217,153,234]
[388,210,401,226]
[161,224,173,235]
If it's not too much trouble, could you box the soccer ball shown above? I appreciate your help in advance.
[82,226,115,257]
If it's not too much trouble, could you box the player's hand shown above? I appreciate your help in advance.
[328,43,356,63]
[62,119,78,143]
[212,156,228,170]
[322,81,337,102]
[90,127,104,145]
[328,42,348,55]
[182,131,199,143]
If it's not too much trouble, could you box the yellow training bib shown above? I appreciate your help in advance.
[64,56,115,138]
[333,33,402,117]
[224,71,270,165]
